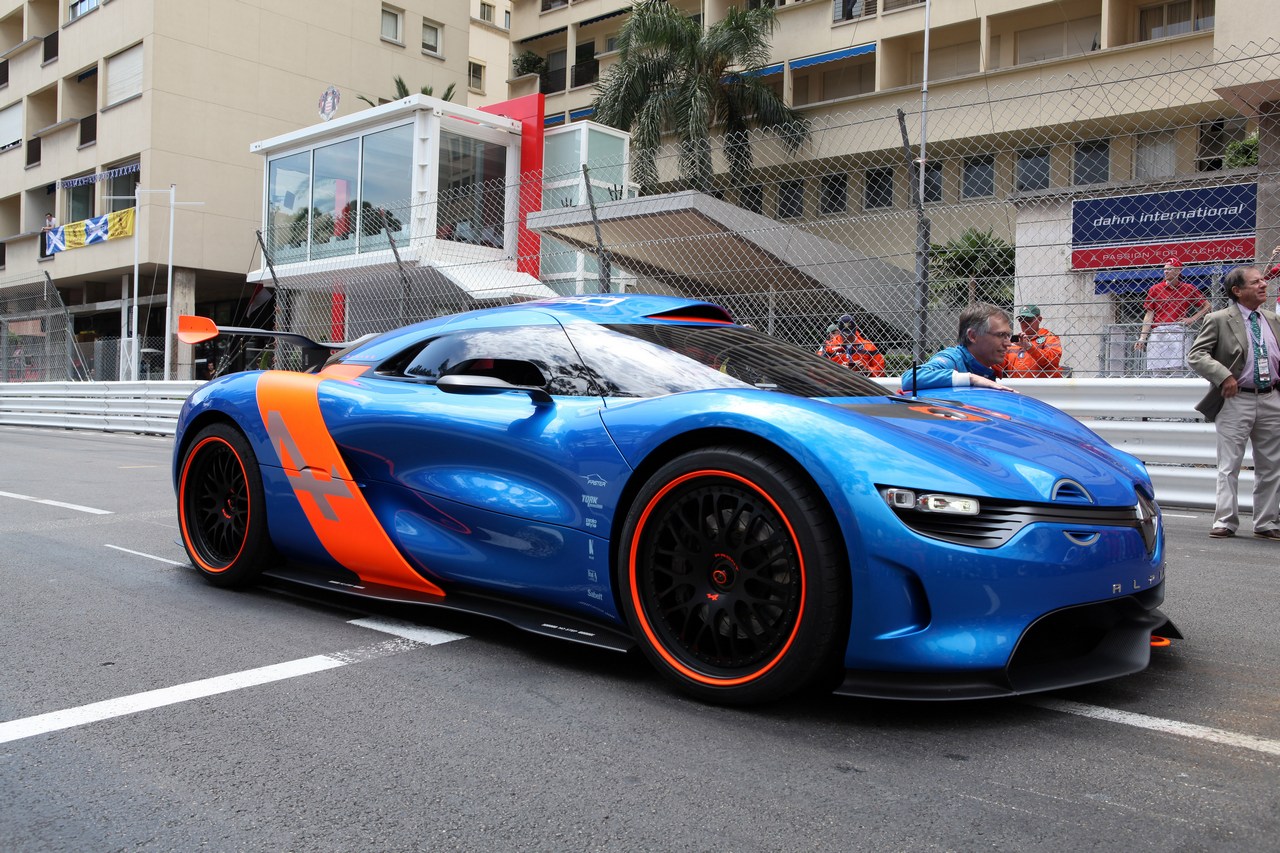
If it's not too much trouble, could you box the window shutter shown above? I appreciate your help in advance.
[0,102,22,148]
[106,44,144,105]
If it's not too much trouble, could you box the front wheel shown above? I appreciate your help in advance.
[178,423,274,587]
[619,446,848,704]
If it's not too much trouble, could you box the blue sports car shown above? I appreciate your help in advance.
[173,294,1175,704]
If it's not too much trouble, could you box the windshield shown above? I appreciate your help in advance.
[564,322,886,398]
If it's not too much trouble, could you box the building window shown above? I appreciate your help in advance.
[921,160,943,203]
[1014,17,1100,64]
[505,10,511,28]
[0,102,21,151]
[739,184,763,214]
[1196,117,1247,172]
[105,162,141,212]
[1135,131,1177,178]
[105,44,143,106]
[69,0,99,22]
[819,173,848,215]
[66,179,94,223]
[422,21,441,55]
[777,180,804,219]
[1015,148,1050,191]
[381,6,403,43]
[605,34,619,53]
[1073,139,1109,185]
[1139,0,1214,41]
[468,62,484,92]
[961,154,996,199]
[480,3,495,23]
[864,166,893,209]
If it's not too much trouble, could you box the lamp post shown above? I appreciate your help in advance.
[106,185,202,380]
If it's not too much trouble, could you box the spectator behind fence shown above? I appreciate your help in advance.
[1134,257,1209,374]
[818,314,886,377]
[899,302,1014,393]
[1187,265,1280,540]
[1002,304,1063,378]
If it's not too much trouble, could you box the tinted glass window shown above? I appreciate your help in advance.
[565,323,884,399]
[391,326,597,396]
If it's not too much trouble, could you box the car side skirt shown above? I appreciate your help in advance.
[261,565,637,653]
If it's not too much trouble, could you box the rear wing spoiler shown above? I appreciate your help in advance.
[178,315,366,372]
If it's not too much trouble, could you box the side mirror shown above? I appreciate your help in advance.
[436,373,553,405]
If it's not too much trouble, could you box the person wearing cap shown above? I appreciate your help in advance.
[1134,257,1210,374]
[1187,264,1280,540]
[1002,304,1063,378]
[819,314,886,377]
[900,302,1014,393]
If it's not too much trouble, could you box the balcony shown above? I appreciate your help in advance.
[571,59,599,89]
[541,67,566,94]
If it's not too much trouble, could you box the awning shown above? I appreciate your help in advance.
[544,113,566,127]
[518,25,568,45]
[790,43,874,70]
[579,7,628,28]
[744,63,783,78]
[1093,264,1228,295]
[568,106,595,121]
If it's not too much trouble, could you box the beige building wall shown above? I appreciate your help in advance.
[467,0,512,107]
[0,0,478,359]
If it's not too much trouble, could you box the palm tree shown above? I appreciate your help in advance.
[357,75,456,107]
[592,1,809,192]
[929,229,1016,311]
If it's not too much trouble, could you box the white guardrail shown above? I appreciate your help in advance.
[0,377,1232,511]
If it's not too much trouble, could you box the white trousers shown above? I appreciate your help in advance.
[1213,390,1280,532]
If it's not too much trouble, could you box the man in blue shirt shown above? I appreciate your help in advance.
[900,302,1016,393]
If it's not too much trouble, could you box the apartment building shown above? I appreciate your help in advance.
[0,0,480,378]
[505,0,1280,373]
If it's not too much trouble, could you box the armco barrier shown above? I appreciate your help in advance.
[0,377,1229,510]
[0,381,201,436]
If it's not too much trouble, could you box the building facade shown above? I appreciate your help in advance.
[0,0,479,378]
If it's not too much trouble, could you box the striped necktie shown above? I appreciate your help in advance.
[1249,311,1272,392]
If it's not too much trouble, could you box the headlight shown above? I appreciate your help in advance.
[881,488,981,516]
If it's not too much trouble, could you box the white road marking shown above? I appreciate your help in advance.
[0,637,449,746]
[0,490,112,515]
[348,616,468,645]
[0,655,344,745]
[1030,698,1280,757]
[105,544,187,566]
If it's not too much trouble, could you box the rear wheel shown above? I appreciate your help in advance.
[178,423,274,587]
[619,446,848,704]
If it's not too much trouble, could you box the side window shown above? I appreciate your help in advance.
[391,326,598,396]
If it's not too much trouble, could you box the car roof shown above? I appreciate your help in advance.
[340,293,734,363]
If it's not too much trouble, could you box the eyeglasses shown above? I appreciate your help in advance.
[986,330,1014,341]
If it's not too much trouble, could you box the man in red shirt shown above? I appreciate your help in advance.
[1133,257,1210,374]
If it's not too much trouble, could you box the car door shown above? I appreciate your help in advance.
[324,317,630,618]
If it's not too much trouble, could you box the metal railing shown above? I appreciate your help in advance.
[0,377,1240,511]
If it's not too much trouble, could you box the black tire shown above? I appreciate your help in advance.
[177,423,274,587]
[619,446,848,704]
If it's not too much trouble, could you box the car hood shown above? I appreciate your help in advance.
[825,393,1147,505]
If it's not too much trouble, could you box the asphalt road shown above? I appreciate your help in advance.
[1,425,1276,852]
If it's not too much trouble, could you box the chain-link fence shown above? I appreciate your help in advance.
[0,272,86,382]
[259,38,1280,380]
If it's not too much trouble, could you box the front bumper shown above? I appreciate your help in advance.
[834,584,1178,701]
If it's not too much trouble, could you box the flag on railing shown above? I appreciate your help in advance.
[46,207,136,254]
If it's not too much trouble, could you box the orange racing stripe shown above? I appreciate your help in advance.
[256,371,445,597]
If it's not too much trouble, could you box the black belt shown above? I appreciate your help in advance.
[1238,386,1273,394]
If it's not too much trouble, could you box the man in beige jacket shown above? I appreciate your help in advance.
[1188,265,1280,539]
